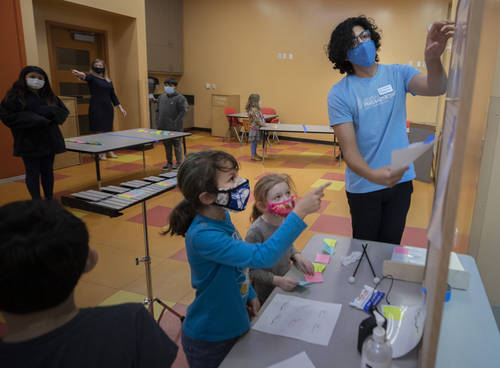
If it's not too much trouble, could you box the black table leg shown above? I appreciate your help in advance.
[94,154,102,189]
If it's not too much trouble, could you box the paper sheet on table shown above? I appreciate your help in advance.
[267,351,316,368]
[390,137,434,171]
[252,294,342,346]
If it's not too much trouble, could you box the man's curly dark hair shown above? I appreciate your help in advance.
[327,16,382,75]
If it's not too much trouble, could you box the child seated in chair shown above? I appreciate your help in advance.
[0,200,178,368]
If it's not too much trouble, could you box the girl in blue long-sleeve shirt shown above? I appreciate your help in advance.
[165,150,329,368]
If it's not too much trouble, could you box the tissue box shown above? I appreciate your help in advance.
[382,246,470,290]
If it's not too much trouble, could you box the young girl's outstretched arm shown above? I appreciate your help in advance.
[189,184,329,268]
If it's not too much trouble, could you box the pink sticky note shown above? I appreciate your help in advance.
[394,246,409,255]
[315,254,331,264]
[305,272,323,283]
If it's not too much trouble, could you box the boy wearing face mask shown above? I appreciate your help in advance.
[157,78,188,170]
[246,174,314,304]
[326,16,453,244]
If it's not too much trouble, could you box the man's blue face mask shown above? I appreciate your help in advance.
[347,40,376,67]
[164,86,175,94]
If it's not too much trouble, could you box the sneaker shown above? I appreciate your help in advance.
[108,151,118,158]
[172,162,182,170]
[99,153,107,161]
[162,163,173,171]
[251,155,262,161]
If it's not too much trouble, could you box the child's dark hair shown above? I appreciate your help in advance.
[165,150,239,237]
[0,200,89,314]
[251,173,296,223]
[164,77,178,86]
[327,16,382,75]
[4,65,58,106]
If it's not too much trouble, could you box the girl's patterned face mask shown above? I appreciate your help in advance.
[267,195,296,217]
[214,178,250,212]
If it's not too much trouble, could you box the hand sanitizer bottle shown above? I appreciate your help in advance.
[360,310,392,368]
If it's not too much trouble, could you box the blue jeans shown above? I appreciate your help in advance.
[182,331,239,368]
[250,141,257,156]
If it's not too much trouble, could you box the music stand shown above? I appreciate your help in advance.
[136,201,184,323]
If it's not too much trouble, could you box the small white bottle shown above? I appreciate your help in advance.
[360,310,392,368]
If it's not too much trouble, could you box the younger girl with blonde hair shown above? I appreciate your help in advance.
[246,173,315,303]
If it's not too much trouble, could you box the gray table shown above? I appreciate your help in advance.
[221,234,500,367]
[226,113,278,120]
[65,128,191,188]
[259,123,339,163]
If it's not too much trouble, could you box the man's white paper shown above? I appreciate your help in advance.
[267,352,316,368]
[390,139,434,171]
[252,294,342,346]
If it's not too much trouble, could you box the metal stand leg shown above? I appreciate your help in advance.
[182,137,187,155]
[135,201,185,323]
[94,154,102,189]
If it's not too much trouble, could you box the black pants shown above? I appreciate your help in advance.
[22,155,55,200]
[346,181,413,244]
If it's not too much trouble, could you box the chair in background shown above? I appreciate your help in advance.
[223,107,242,143]
[261,107,280,145]
[239,118,250,145]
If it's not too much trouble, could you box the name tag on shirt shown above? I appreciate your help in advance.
[377,84,394,96]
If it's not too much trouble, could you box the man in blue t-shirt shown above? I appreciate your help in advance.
[326,16,453,244]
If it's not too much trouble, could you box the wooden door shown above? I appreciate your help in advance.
[46,23,106,135]
[0,0,26,179]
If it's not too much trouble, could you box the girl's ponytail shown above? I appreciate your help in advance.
[164,199,197,237]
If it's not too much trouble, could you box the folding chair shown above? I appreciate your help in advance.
[223,107,242,143]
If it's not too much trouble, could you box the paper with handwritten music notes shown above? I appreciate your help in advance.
[252,294,341,346]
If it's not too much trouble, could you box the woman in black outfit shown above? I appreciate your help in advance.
[72,59,126,160]
[0,66,69,200]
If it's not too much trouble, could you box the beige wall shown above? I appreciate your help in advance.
[182,0,450,140]
[469,0,500,305]
[20,0,149,130]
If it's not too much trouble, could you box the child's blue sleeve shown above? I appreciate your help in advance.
[192,212,306,269]
[248,284,257,301]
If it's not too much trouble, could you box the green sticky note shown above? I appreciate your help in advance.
[156,131,162,135]
[118,194,134,198]
[138,129,145,132]
[313,263,326,273]
[323,238,337,247]
[383,305,403,321]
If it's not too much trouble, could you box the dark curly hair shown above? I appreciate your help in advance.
[327,16,382,75]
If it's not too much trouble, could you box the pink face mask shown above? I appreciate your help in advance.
[267,196,296,217]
